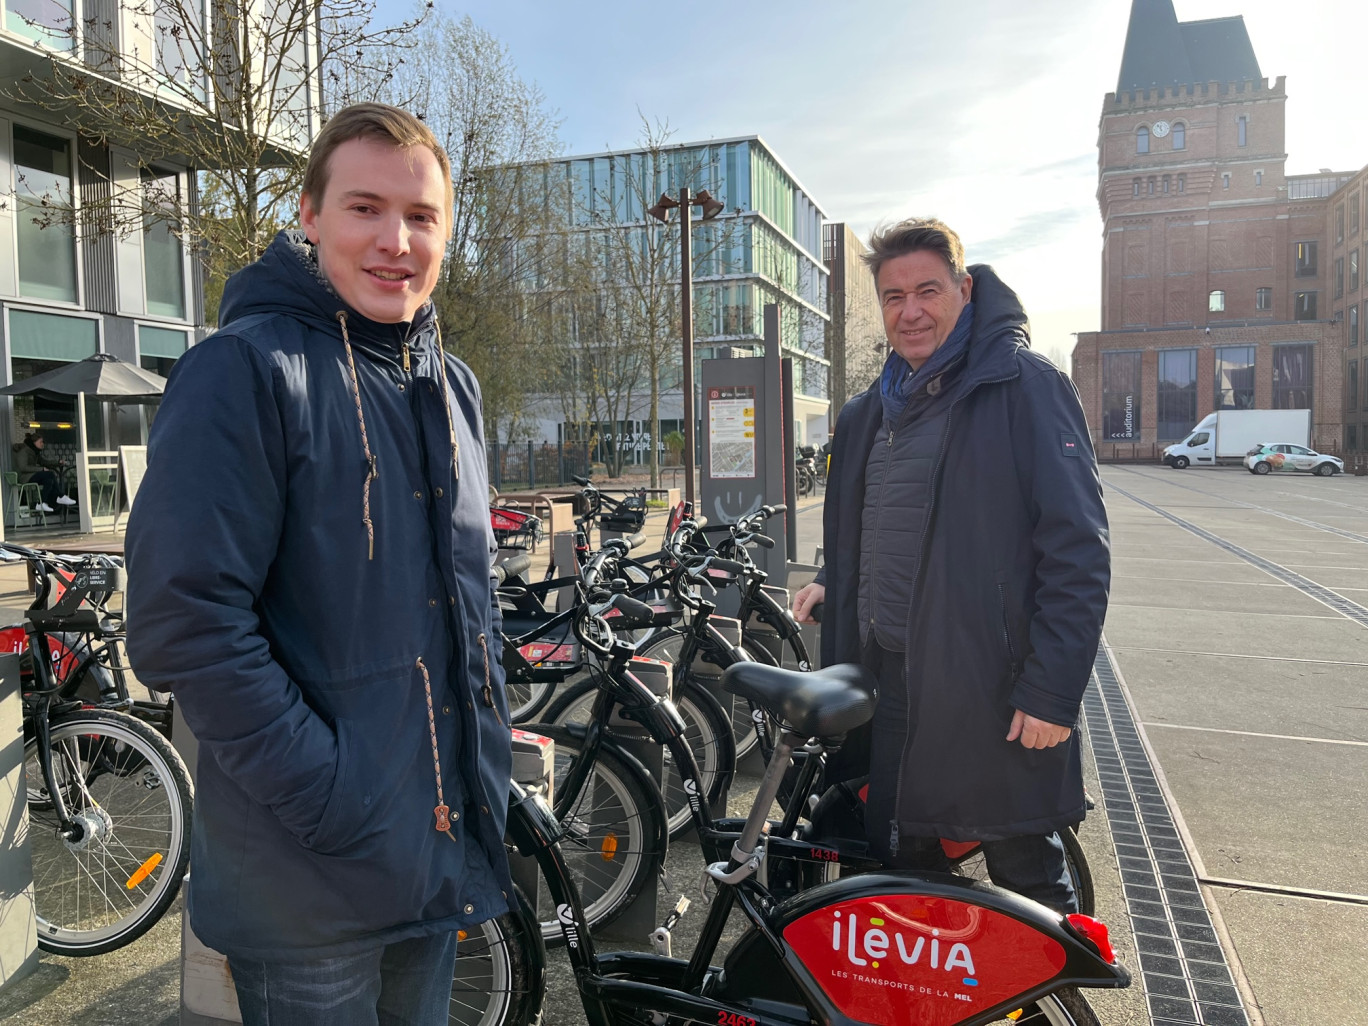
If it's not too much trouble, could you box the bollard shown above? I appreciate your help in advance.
[0,653,38,992]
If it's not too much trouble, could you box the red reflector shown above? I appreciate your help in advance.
[1067,913,1117,963]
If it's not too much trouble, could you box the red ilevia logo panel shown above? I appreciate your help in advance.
[783,894,1067,1026]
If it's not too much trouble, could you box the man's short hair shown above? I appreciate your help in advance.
[301,102,453,222]
[862,217,967,285]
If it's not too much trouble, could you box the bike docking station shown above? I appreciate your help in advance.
[700,303,804,772]
[0,652,39,993]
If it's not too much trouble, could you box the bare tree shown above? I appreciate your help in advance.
[6,0,428,322]
[582,118,738,487]
[383,13,563,445]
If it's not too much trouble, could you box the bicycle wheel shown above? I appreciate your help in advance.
[25,708,193,955]
[949,827,1096,917]
[1005,987,1102,1025]
[518,723,666,943]
[543,675,733,838]
[507,675,556,724]
[449,893,544,1026]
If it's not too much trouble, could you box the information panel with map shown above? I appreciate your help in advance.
[707,385,756,479]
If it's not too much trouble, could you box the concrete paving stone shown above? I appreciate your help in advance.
[1280,564,1368,589]
[1108,575,1330,615]
[1210,889,1368,1025]
[1110,649,1368,741]
[1103,605,1368,663]
[1146,730,1368,895]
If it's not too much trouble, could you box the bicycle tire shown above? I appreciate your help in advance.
[449,889,544,1026]
[1012,987,1102,1025]
[25,707,193,956]
[518,723,666,943]
[507,676,556,724]
[543,672,734,839]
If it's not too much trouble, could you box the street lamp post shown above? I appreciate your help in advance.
[648,187,722,505]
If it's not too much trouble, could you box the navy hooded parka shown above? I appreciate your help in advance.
[126,231,513,961]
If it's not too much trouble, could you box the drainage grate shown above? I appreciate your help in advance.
[1085,647,1250,1026]
[1106,480,1368,628]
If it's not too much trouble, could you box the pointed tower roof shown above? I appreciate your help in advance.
[1117,0,1192,93]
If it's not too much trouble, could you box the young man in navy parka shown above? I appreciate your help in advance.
[127,104,513,1025]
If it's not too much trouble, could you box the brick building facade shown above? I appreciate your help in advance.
[1072,0,1357,457]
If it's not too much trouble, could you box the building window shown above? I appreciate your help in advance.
[1337,205,1346,245]
[1272,345,1311,410]
[1256,287,1273,311]
[1137,126,1149,154]
[1352,304,1360,347]
[1237,115,1247,147]
[1335,257,1345,299]
[1255,170,1263,187]
[14,124,77,304]
[1352,249,1360,292]
[1348,425,1359,452]
[143,170,186,320]
[1177,174,1185,193]
[1157,348,1198,440]
[1102,351,1142,440]
[1147,177,1155,195]
[1352,194,1361,235]
[4,0,74,49]
[1294,291,1318,321]
[1215,346,1256,410]
[1209,290,1226,313]
[1162,175,1170,194]
[1349,361,1358,412]
[1295,241,1318,277]
[1172,122,1185,150]
[138,325,190,379]
[1222,173,1231,190]
[1132,178,1141,197]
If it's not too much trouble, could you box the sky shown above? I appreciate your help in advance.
[381,0,1368,367]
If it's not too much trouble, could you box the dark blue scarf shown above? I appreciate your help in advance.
[879,302,974,424]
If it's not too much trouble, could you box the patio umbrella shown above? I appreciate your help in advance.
[1,353,168,535]
[0,352,167,402]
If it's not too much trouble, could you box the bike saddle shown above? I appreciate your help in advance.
[722,662,876,738]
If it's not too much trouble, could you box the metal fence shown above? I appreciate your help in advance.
[486,441,595,492]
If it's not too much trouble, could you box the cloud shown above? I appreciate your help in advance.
[968,207,1095,265]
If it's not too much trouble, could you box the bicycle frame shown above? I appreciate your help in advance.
[509,723,1129,1026]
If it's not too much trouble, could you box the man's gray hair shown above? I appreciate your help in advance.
[862,217,967,285]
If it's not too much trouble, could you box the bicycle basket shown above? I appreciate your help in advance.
[490,507,544,549]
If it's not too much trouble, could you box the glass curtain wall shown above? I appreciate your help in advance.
[143,170,187,319]
[1271,345,1312,410]
[1156,348,1197,440]
[1215,346,1256,409]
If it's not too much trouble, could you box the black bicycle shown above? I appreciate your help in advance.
[1,541,193,956]
[451,601,1129,1025]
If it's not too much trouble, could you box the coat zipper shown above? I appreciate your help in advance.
[889,367,1015,857]
[998,582,1018,667]
[478,633,503,725]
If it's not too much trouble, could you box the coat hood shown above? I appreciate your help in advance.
[218,230,436,353]
[962,263,1031,385]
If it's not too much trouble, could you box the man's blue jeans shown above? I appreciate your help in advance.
[229,931,458,1026]
[881,831,1079,914]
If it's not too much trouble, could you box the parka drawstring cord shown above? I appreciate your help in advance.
[433,322,460,480]
[337,312,378,560]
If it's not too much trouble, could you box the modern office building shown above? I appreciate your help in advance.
[514,136,832,460]
[1072,0,1359,455]
[0,0,319,524]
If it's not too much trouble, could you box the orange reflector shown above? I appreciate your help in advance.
[125,852,163,890]
[601,833,619,861]
[457,930,468,942]
[1006,1012,1023,1022]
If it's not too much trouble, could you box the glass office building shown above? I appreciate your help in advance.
[522,136,832,454]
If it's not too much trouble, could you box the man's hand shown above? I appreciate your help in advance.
[1007,709,1072,749]
[792,582,825,624]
